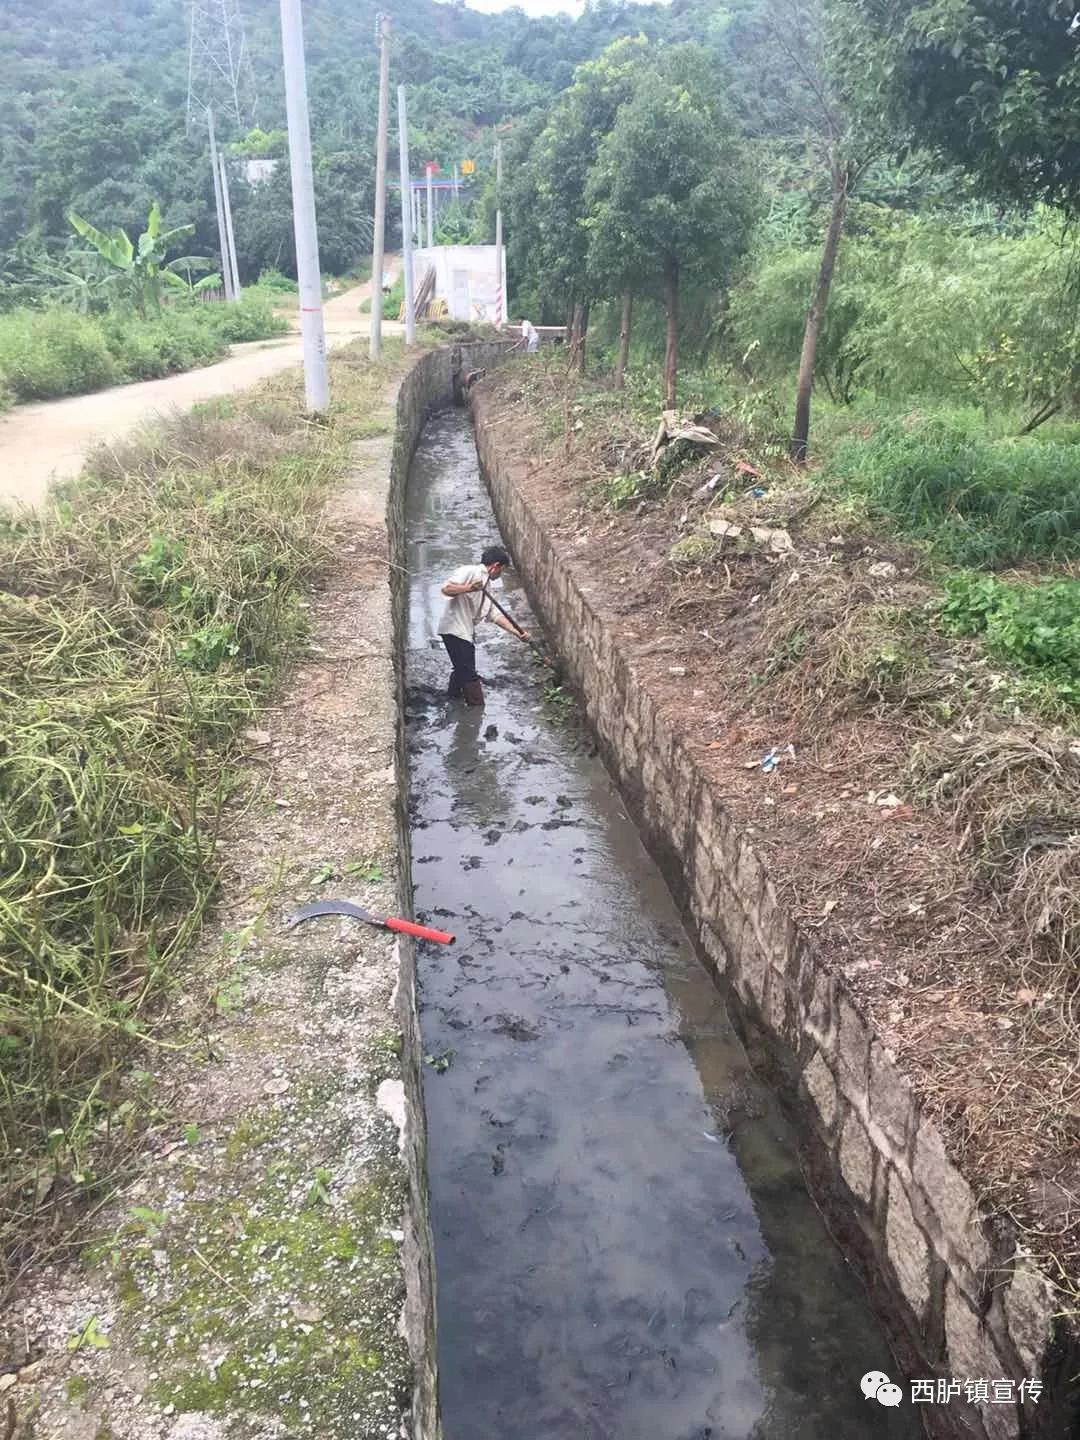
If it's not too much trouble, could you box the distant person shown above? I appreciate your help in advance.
[438,546,529,707]
[519,318,540,353]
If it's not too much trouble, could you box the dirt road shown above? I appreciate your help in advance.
[0,272,399,511]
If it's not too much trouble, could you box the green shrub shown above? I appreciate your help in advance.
[826,417,1080,566]
[940,571,1080,704]
[208,290,287,343]
[0,308,118,399]
[102,307,225,379]
[257,267,297,292]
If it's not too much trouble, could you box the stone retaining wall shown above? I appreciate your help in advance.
[471,386,1077,1440]
[386,341,514,1439]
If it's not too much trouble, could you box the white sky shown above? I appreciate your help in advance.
[462,0,586,15]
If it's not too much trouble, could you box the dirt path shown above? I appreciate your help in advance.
[0,265,400,512]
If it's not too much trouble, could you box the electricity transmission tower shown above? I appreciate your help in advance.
[186,0,257,132]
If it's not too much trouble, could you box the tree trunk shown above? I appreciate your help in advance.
[569,299,583,371]
[615,290,633,389]
[663,258,679,410]
[790,164,848,464]
[569,300,590,375]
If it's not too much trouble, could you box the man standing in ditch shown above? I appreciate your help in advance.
[439,546,530,706]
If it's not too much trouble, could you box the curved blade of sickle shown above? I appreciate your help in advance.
[285,898,455,944]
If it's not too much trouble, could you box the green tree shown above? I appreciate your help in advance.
[737,0,880,461]
[842,0,1080,212]
[68,202,213,314]
[510,36,647,365]
[585,51,759,407]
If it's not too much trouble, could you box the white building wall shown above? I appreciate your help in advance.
[411,244,507,325]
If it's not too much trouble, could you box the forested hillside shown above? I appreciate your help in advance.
[0,0,757,283]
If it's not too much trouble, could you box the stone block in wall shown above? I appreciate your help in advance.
[945,1281,1016,1440]
[869,1040,916,1158]
[761,967,790,1043]
[734,836,767,911]
[697,919,730,976]
[836,992,872,1098]
[1003,1265,1055,1376]
[887,1168,932,1321]
[803,1049,839,1133]
[913,1121,989,1281]
[733,917,768,1010]
[759,881,798,979]
[839,1107,876,1207]
[803,962,838,1052]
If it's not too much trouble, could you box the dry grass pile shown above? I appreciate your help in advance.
[0,344,406,1296]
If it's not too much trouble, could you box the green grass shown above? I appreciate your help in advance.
[823,414,1080,567]
[0,340,412,1297]
[0,292,287,402]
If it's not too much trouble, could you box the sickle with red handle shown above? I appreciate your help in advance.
[285,898,455,945]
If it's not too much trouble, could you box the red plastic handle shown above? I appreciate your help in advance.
[383,915,456,945]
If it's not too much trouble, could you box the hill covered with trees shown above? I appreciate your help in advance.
[0,0,765,285]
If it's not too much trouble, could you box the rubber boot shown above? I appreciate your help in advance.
[463,679,485,707]
[447,671,464,699]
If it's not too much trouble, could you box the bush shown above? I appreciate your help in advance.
[0,308,118,399]
[0,297,289,398]
[206,290,287,343]
[257,267,297,292]
[940,571,1080,704]
[825,417,1080,566]
[103,307,226,380]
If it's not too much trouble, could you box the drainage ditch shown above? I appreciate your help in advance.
[404,409,922,1439]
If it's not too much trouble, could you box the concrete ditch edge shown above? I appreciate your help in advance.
[470,383,1079,1440]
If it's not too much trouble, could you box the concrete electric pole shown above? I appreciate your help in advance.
[426,163,434,249]
[397,84,416,345]
[370,13,391,360]
[218,150,242,299]
[206,108,235,300]
[494,138,504,329]
[279,0,329,411]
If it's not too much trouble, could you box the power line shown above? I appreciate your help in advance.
[186,0,257,134]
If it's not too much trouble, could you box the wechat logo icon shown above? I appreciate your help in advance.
[862,1371,904,1407]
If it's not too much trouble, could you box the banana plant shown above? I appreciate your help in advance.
[67,202,214,315]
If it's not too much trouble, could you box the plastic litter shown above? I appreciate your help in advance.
[745,743,796,774]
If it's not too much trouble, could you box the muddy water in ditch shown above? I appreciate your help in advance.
[405,410,920,1440]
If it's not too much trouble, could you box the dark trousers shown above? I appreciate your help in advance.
[441,633,478,696]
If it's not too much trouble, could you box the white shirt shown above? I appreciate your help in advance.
[438,565,493,641]
[521,320,539,351]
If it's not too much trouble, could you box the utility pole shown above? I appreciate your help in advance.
[207,108,235,300]
[279,0,329,411]
[218,149,242,299]
[397,84,416,345]
[494,138,504,329]
[370,13,391,360]
[426,163,434,248]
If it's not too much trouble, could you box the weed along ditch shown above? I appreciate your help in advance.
[403,408,921,1438]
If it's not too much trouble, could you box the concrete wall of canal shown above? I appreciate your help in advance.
[385,341,515,1439]
[469,384,1077,1440]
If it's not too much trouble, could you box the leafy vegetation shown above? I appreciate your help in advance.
[824,417,1080,567]
[0,344,409,1292]
[0,292,285,402]
[940,572,1080,707]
